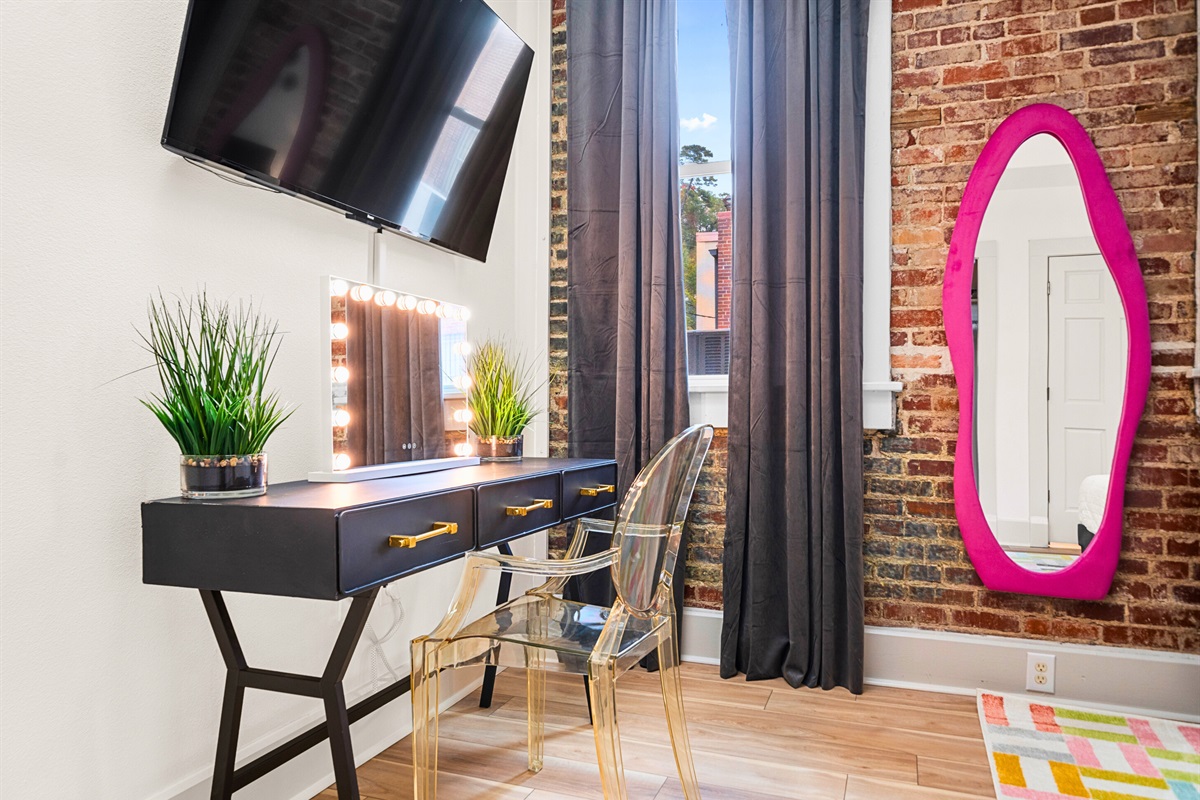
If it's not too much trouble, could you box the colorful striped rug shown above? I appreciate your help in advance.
[978,691,1200,799]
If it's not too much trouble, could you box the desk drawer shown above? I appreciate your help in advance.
[477,473,562,548]
[338,489,475,594]
[561,464,619,520]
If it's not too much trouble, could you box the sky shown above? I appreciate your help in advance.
[677,0,731,190]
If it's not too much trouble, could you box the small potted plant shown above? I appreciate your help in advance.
[139,291,294,498]
[464,339,543,462]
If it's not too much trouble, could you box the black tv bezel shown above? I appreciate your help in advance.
[160,0,534,263]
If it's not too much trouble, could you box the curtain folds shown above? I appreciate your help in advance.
[565,0,692,654]
[719,0,870,692]
[345,301,444,467]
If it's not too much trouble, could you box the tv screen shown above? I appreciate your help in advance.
[163,0,534,262]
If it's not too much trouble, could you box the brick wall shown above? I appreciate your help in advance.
[715,210,733,330]
[873,0,1199,652]
[548,0,1200,651]
[548,0,569,461]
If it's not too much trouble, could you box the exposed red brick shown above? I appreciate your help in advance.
[951,609,1023,633]
[1060,23,1133,49]
[1088,40,1167,64]
[944,62,1012,84]
[879,0,1197,655]
[1080,5,1117,25]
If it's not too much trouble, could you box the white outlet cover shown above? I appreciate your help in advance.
[1026,652,1056,694]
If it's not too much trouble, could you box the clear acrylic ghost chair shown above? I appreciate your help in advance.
[411,423,714,800]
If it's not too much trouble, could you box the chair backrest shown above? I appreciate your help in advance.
[610,424,714,615]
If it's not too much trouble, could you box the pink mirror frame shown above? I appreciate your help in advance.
[942,104,1150,600]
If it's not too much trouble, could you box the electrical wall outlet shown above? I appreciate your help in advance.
[1026,653,1056,694]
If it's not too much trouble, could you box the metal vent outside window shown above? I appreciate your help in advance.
[687,330,731,375]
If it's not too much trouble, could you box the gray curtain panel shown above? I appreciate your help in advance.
[565,0,691,648]
[719,0,869,692]
[345,301,444,467]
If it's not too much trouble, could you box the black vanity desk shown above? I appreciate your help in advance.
[143,457,617,800]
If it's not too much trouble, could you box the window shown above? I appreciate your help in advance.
[675,0,897,428]
[440,318,468,397]
[678,0,732,379]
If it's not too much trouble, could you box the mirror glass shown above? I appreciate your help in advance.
[328,277,472,472]
[972,134,1127,574]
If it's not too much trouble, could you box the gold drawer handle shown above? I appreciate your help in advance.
[389,522,459,549]
[580,484,615,497]
[506,499,554,517]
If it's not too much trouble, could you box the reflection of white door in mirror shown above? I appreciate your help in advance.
[227,47,311,179]
[1047,253,1126,548]
[972,133,1127,574]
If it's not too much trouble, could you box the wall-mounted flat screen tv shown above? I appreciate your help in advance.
[162,0,534,262]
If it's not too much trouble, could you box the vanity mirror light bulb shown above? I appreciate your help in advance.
[453,443,474,457]
[399,295,418,310]
[458,307,472,322]
[330,322,348,340]
[332,408,351,427]
[455,374,473,391]
[452,408,473,424]
[375,290,397,307]
[417,299,438,315]
[350,284,374,302]
[454,341,472,357]
[332,366,350,383]
[329,279,349,297]
[434,304,447,318]
[332,453,352,471]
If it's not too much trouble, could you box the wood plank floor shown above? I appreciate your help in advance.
[318,663,995,799]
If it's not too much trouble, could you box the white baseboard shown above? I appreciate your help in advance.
[680,607,1200,722]
[680,606,723,666]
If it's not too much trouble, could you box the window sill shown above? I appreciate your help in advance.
[863,381,903,431]
[687,376,903,431]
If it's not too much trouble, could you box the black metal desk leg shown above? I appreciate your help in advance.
[479,542,515,709]
[322,589,379,800]
[200,590,248,800]
[199,588,379,800]
[323,683,356,799]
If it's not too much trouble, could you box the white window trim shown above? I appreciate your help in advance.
[686,0,899,430]
[680,160,731,179]
[862,0,901,429]
[682,159,732,430]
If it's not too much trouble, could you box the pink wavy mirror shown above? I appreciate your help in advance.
[943,104,1150,600]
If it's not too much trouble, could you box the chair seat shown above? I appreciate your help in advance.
[453,593,668,664]
[413,425,714,800]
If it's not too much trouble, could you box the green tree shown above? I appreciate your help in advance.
[679,144,730,330]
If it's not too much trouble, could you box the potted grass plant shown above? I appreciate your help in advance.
[463,339,543,462]
[139,291,294,498]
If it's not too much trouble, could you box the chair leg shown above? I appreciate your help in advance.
[525,646,545,773]
[657,627,702,800]
[588,661,628,800]
[411,639,441,800]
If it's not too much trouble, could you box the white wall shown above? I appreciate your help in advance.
[0,2,550,798]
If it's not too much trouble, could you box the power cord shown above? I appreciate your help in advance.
[363,584,407,690]
[182,155,282,194]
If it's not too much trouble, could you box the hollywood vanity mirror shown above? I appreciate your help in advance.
[310,276,477,482]
[943,104,1150,600]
